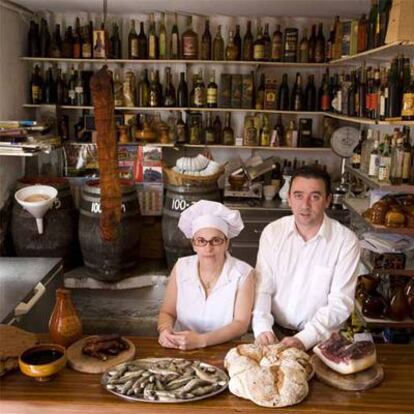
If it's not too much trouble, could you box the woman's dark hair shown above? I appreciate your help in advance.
[288,166,332,196]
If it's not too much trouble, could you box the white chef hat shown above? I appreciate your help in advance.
[178,200,244,239]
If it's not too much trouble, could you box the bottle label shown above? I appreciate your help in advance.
[271,42,282,60]
[207,88,217,104]
[149,37,156,58]
[159,33,166,57]
[321,95,330,111]
[68,89,76,100]
[131,39,138,57]
[183,38,197,58]
[379,95,386,116]
[31,85,41,101]
[194,87,205,106]
[352,153,361,166]
[171,34,178,56]
[75,86,83,94]
[401,93,414,117]
[253,44,264,60]
[402,152,411,179]
[378,158,391,181]
[82,44,92,58]
[368,154,380,176]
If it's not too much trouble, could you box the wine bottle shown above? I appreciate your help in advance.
[201,19,212,60]
[170,13,180,59]
[177,72,188,107]
[128,20,139,59]
[243,20,253,61]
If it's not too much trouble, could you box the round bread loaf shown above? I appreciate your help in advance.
[224,343,313,408]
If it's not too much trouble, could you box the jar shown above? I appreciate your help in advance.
[49,288,82,347]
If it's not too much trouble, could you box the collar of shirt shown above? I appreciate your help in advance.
[286,213,332,243]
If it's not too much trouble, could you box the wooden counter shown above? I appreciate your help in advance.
[1,337,413,414]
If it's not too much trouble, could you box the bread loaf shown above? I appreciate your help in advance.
[224,343,313,408]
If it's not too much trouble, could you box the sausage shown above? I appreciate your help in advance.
[90,66,121,241]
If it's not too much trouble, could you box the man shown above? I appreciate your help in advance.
[252,166,360,351]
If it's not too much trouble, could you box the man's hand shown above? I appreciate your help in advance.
[170,331,206,350]
[158,328,179,349]
[280,336,305,351]
[255,331,278,346]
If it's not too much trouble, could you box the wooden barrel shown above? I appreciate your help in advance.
[78,180,141,281]
[162,183,221,271]
[11,177,80,269]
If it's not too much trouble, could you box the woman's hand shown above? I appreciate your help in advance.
[170,330,206,350]
[158,328,179,349]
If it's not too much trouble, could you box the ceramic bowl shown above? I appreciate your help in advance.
[19,344,67,382]
[228,174,247,190]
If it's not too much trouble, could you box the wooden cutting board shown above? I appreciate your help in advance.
[67,336,136,374]
[310,355,384,391]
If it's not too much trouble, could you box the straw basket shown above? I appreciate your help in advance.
[163,166,225,186]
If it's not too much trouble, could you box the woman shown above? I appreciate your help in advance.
[158,200,255,350]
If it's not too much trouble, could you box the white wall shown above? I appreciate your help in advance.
[0,4,29,209]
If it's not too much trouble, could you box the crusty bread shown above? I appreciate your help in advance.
[313,345,377,375]
[224,342,312,408]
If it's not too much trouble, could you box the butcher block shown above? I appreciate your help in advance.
[0,336,413,414]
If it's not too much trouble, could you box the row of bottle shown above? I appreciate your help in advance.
[327,57,414,121]
[27,1,391,62]
[29,64,331,112]
[351,127,413,185]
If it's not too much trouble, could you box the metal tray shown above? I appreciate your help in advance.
[101,357,229,403]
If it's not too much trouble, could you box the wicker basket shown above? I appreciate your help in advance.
[163,166,225,186]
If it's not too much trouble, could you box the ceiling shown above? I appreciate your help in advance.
[6,0,371,18]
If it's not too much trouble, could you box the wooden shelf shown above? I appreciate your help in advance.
[361,256,414,277]
[345,165,414,192]
[325,112,377,125]
[329,41,414,65]
[355,301,414,328]
[344,196,414,236]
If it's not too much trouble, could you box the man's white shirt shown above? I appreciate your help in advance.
[252,213,360,350]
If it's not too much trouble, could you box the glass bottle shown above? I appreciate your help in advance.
[278,73,289,110]
[390,134,404,184]
[226,30,238,61]
[39,18,50,58]
[30,66,42,104]
[360,129,373,174]
[222,112,235,145]
[28,20,40,57]
[201,19,212,60]
[72,18,81,59]
[234,25,242,60]
[308,24,316,63]
[357,14,368,53]
[402,127,412,183]
[401,76,414,121]
[314,22,325,63]
[128,20,139,59]
[213,115,222,144]
[291,72,303,111]
[149,70,160,107]
[244,118,258,146]
[255,73,265,110]
[182,16,198,60]
[260,115,271,146]
[351,132,364,169]
[148,13,158,60]
[49,288,82,348]
[271,24,283,62]
[82,21,93,59]
[205,112,216,145]
[170,13,180,59]
[159,12,167,59]
[368,132,380,178]
[304,74,316,111]
[194,71,206,108]
[207,70,218,108]
[49,24,62,58]
[213,25,224,61]
[243,20,254,61]
[176,111,188,144]
[163,67,176,107]
[285,120,298,147]
[75,71,84,106]
[299,28,309,63]
[138,69,150,107]
[378,136,391,182]
[137,21,148,59]
[110,23,122,59]
[43,68,55,104]
[113,71,124,107]
[177,72,188,107]
[263,23,271,61]
[62,26,74,58]
[271,114,285,146]
[253,25,265,61]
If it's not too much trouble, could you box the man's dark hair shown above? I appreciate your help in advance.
[288,166,332,196]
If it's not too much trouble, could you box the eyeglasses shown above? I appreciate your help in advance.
[192,237,227,247]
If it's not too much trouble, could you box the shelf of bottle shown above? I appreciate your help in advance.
[345,165,414,192]
[21,56,330,68]
[355,301,414,328]
[65,141,331,152]
[344,196,414,236]
[24,105,414,126]
[361,256,414,277]
[329,41,414,65]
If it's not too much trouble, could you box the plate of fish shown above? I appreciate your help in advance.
[101,357,229,403]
